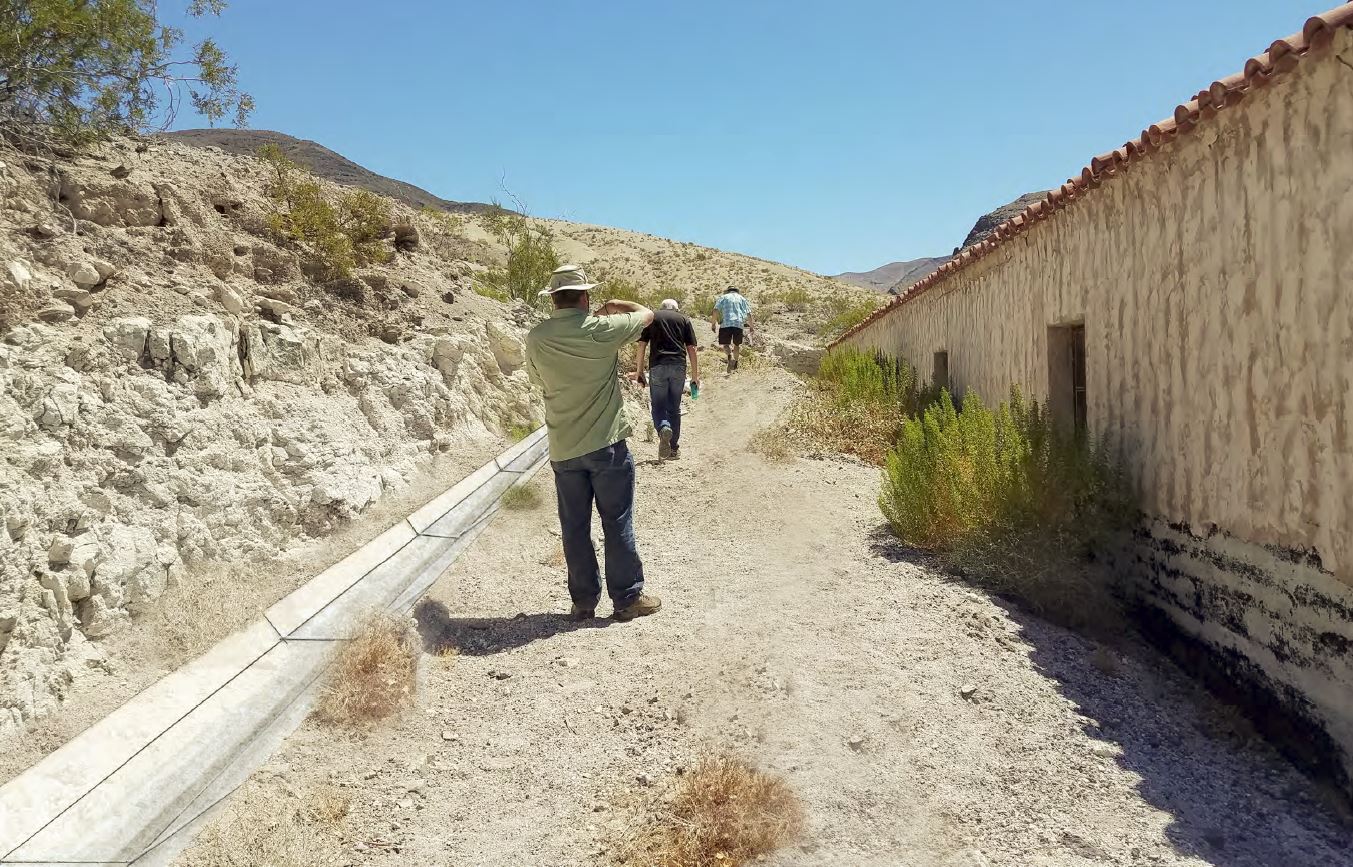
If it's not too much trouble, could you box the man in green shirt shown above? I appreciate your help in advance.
[526,264,663,623]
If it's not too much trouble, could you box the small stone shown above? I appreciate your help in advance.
[554,657,580,668]
[53,287,95,311]
[37,302,75,323]
[959,685,977,700]
[216,284,247,315]
[490,670,511,680]
[48,537,74,566]
[31,221,61,239]
[400,280,423,298]
[110,164,132,180]
[441,290,456,304]
[66,262,102,289]
[847,735,867,752]
[441,731,458,741]
[636,772,653,787]
[3,261,32,293]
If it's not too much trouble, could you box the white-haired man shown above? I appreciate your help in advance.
[634,298,699,460]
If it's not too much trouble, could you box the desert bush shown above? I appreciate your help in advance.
[260,144,392,282]
[762,285,813,311]
[0,1,252,146]
[818,295,880,337]
[879,388,1135,631]
[477,204,560,304]
[619,755,804,867]
[784,347,941,464]
[599,274,665,311]
[315,611,417,727]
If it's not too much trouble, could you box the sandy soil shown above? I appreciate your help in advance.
[180,367,1352,866]
[0,438,505,785]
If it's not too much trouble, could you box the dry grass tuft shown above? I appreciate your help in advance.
[619,755,805,867]
[314,611,418,727]
[175,781,347,866]
[501,482,542,510]
[748,425,794,463]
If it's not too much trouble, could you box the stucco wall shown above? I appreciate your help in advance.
[845,30,1353,789]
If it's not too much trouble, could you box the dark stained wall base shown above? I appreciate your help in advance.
[1110,520,1353,799]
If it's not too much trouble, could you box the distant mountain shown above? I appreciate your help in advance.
[837,192,1054,295]
[832,257,949,293]
[162,129,496,214]
[956,191,1049,250]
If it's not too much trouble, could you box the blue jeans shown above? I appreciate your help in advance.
[648,363,685,451]
[551,440,645,609]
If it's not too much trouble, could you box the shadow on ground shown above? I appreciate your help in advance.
[867,526,1353,867]
[413,599,613,657]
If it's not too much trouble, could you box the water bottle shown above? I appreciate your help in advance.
[690,380,700,400]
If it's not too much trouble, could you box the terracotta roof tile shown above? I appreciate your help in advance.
[832,3,1353,348]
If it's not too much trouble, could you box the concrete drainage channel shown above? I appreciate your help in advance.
[0,428,550,867]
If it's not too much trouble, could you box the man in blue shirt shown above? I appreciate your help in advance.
[710,286,752,372]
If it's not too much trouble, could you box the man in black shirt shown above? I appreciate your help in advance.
[634,299,700,460]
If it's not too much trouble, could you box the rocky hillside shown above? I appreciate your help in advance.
[832,257,949,293]
[163,129,497,215]
[0,133,869,750]
[956,190,1049,250]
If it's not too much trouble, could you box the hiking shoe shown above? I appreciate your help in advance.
[564,604,595,622]
[657,426,673,460]
[614,594,662,622]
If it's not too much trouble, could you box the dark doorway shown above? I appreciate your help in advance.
[1048,325,1086,438]
[932,350,949,393]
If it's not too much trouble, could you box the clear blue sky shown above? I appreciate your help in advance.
[167,0,1322,275]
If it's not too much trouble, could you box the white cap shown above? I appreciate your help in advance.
[660,298,679,310]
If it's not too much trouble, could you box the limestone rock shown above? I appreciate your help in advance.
[216,284,248,315]
[104,317,151,360]
[66,261,102,289]
[3,260,32,293]
[58,174,163,227]
[53,287,95,312]
[37,302,75,324]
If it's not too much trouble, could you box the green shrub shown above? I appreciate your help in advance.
[819,296,880,337]
[763,286,813,311]
[260,144,392,282]
[476,205,560,304]
[879,387,1134,632]
[0,0,251,146]
[598,274,666,311]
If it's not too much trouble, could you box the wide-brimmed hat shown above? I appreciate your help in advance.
[540,264,602,297]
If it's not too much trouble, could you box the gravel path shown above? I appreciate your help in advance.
[183,366,1352,866]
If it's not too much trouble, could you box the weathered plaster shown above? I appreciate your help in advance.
[845,31,1353,789]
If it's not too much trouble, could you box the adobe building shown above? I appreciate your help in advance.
[837,6,1353,793]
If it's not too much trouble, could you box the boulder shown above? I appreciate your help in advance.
[103,317,151,360]
[58,175,163,227]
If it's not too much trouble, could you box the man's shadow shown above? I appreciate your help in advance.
[413,598,612,657]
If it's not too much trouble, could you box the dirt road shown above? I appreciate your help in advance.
[185,367,1351,866]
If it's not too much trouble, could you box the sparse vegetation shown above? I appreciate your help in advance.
[260,144,393,282]
[476,204,561,304]
[878,387,1134,632]
[781,347,942,464]
[506,423,534,442]
[819,295,880,337]
[314,611,418,727]
[418,205,464,236]
[762,285,813,311]
[0,0,252,146]
[501,482,541,511]
[619,755,804,867]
